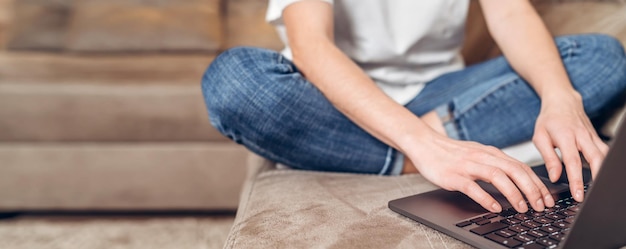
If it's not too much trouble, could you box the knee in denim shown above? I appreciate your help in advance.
[201,48,262,142]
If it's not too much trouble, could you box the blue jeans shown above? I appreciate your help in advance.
[201,34,626,175]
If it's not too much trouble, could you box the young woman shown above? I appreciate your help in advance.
[202,0,626,214]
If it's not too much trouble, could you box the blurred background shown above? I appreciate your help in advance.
[0,0,282,248]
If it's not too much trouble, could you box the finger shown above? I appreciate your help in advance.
[590,135,609,179]
[557,135,585,202]
[466,162,529,213]
[451,176,502,213]
[493,160,548,212]
[521,164,555,208]
[533,131,562,183]
[478,146,561,211]
[583,118,609,177]
[577,132,604,179]
[477,147,550,211]
[594,137,610,156]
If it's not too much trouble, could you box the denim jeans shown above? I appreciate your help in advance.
[201,34,626,175]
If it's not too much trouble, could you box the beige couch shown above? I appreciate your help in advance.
[1,0,624,247]
[224,1,626,248]
[0,0,281,212]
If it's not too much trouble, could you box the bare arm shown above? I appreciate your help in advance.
[479,0,608,202]
[284,1,430,150]
[284,0,553,213]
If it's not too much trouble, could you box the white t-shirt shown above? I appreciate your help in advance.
[266,0,470,105]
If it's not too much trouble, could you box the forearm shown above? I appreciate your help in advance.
[291,38,434,153]
[283,1,435,155]
[480,0,580,103]
[480,0,607,201]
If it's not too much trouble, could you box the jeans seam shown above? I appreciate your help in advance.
[276,53,295,73]
[435,103,464,141]
[456,74,519,115]
[566,39,577,58]
[451,76,523,141]
[388,151,405,176]
[378,147,394,175]
[558,36,580,59]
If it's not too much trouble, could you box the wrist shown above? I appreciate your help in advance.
[395,124,443,158]
[531,76,578,102]
[396,128,431,152]
[540,87,582,109]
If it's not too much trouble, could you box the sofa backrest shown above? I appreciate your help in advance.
[462,0,626,65]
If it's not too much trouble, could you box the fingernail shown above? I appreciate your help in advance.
[518,200,527,212]
[492,203,501,213]
[545,194,555,207]
[576,190,583,201]
[536,199,545,211]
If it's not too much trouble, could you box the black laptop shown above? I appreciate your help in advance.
[389,118,626,249]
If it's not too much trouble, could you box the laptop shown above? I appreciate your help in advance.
[389,118,626,249]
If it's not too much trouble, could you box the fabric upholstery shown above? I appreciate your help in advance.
[225,154,472,249]
[0,143,248,211]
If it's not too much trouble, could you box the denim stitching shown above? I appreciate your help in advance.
[435,103,463,140]
[276,53,295,73]
[455,74,519,115]
[452,76,522,141]
[558,37,579,59]
[389,151,405,176]
[378,147,393,175]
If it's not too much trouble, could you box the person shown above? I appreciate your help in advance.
[201,0,626,214]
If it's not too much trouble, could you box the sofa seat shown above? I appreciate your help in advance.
[225,155,473,249]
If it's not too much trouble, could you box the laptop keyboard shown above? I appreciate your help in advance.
[454,186,588,249]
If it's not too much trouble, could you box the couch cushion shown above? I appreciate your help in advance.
[0,53,227,142]
[0,82,225,142]
[0,143,247,211]
[536,1,626,44]
[4,0,71,50]
[65,0,221,52]
[225,155,472,249]
[463,1,626,63]
[5,0,222,52]
[226,0,282,51]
